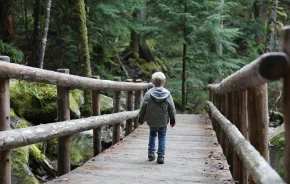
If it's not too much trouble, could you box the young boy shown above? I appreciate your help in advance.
[138,72,176,164]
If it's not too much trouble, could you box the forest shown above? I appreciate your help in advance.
[0,0,289,183]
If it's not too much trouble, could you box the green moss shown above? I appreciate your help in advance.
[10,81,81,123]
[11,147,39,184]
[10,108,17,119]
[29,144,45,161]
[100,94,113,113]
[70,133,93,167]
[271,134,285,149]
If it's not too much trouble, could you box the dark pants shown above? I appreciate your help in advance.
[148,126,167,155]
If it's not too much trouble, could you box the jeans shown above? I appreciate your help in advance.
[148,126,167,155]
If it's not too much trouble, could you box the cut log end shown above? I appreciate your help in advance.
[259,52,289,80]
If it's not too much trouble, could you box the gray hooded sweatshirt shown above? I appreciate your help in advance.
[138,87,176,127]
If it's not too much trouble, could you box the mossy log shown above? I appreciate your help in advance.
[0,110,139,150]
[207,101,285,184]
[29,144,56,178]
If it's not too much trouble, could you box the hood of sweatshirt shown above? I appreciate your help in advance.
[149,87,170,103]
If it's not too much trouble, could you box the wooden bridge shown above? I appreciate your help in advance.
[1,26,290,184]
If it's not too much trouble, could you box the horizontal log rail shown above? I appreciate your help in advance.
[0,55,152,183]
[207,102,285,184]
[0,110,139,151]
[0,61,153,91]
[209,52,289,94]
[208,26,290,184]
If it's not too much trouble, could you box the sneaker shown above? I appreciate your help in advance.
[148,152,155,161]
[157,154,164,164]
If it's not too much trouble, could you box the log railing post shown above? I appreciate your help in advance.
[125,79,133,136]
[227,92,234,175]
[282,26,290,183]
[56,69,71,176]
[134,79,142,129]
[234,90,247,184]
[247,85,269,161]
[92,76,101,156]
[112,77,121,145]
[0,56,11,184]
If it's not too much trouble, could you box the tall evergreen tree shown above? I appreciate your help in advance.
[74,0,92,116]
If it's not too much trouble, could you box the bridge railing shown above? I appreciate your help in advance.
[207,26,290,184]
[0,56,153,184]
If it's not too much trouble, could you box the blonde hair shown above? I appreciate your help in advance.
[152,72,166,87]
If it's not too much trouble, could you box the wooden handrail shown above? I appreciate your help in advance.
[0,61,153,91]
[209,52,289,94]
[0,110,139,151]
[207,101,285,184]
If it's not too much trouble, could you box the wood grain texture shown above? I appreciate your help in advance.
[282,26,290,183]
[47,114,233,184]
[209,52,289,94]
[0,61,153,91]
[0,56,11,184]
[207,102,285,184]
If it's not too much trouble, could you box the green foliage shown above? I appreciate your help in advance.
[0,41,24,63]
[11,147,39,184]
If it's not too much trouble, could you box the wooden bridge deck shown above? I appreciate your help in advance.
[48,114,233,184]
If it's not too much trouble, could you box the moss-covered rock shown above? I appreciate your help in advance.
[100,94,113,114]
[46,133,93,168]
[269,124,285,178]
[11,147,39,184]
[10,81,81,124]
[70,133,93,167]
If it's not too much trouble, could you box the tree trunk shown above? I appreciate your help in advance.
[181,3,187,113]
[267,0,278,52]
[37,0,52,69]
[130,11,138,55]
[73,0,92,116]
[28,0,41,67]
[0,0,14,42]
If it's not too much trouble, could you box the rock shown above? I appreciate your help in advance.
[10,81,81,124]
[269,124,285,178]
[46,133,93,168]
[11,147,39,184]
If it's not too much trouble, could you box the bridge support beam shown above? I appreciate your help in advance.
[247,84,269,184]
[134,79,142,129]
[57,69,71,176]
[112,77,121,145]
[92,76,102,156]
[125,79,133,136]
[282,26,290,184]
[0,56,11,184]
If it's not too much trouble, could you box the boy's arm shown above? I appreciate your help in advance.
[168,94,176,127]
[138,92,149,124]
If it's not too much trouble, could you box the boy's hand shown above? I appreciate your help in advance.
[170,122,175,127]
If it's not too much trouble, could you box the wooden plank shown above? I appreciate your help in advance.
[0,56,11,184]
[48,114,233,184]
